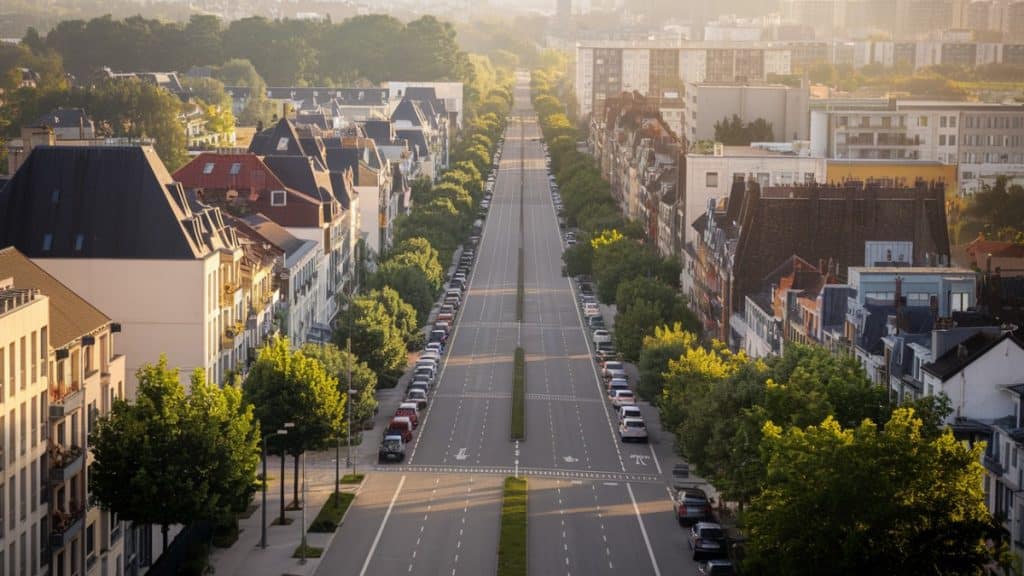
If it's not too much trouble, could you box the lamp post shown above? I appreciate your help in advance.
[260,424,293,549]
[299,451,308,564]
[277,422,296,527]
[346,336,354,475]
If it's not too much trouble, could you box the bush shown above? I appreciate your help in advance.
[497,477,528,576]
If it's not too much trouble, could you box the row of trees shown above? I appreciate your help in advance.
[532,67,699,361]
[43,14,471,87]
[958,175,1024,244]
[713,114,774,146]
[634,330,1011,573]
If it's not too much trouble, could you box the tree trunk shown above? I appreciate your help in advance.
[161,524,169,553]
[293,452,300,508]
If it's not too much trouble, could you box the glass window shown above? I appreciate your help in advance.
[270,190,287,206]
[705,172,718,188]
[202,162,215,175]
[918,116,928,127]
[951,292,970,312]
[229,163,241,175]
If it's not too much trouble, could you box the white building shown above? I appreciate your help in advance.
[684,82,810,143]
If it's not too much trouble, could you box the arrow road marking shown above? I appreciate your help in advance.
[630,454,650,467]
[455,448,468,461]
[562,455,578,463]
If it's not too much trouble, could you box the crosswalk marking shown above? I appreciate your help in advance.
[373,464,661,483]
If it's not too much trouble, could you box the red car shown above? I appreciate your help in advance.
[394,407,419,428]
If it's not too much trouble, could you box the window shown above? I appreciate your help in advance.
[41,234,52,252]
[74,233,84,252]
[949,135,956,146]
[202,162,215,175]
[940,116,947,128]
[270,190,287,206]
[229,163,241,175]
[705,172,718,188]
[907,293,934,307]
[949,116,957,127]
[939,134,946,146]
[951,292,970,312]
[276,137,290,151]
[51,189,60,203]
[757,172,770,187]
[918,116,928,127]
[805,172,815,184]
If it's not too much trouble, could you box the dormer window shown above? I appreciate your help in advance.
[271,190,287,206]
[203,162,215,175]
[276,137,290,151]
[230,162,241,175]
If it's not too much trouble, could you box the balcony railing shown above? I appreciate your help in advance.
[51,505,85,549]
[49,443,85,483]
[49,384,84,419]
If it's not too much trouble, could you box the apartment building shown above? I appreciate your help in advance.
[0,248,130,576]
[0,146,251,390]
[0,273,49,576]
[683,82,809,143]
[810,99,1024,193]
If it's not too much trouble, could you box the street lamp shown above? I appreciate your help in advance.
[277,422,296,528]
[260,422,293,549]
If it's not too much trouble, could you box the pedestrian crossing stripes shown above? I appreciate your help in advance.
[373,464,661,483]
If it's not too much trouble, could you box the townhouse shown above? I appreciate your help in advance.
[0,145,255,390]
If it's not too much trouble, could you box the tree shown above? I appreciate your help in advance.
[744,409,1001,576]
[90,356,260,552]
[613,298,664,361]
[243,336,344,504]
[960,176,1024,241]
[388,236,444,292]
[714,114,776,145]
[369,286,420,347]
[333,297,408,385]
[372,261,436,325]
[637,324,697,401]
[300,343,379,429]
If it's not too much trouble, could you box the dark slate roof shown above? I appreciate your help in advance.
[0,247,111,347]
[238,214,306,256]
[396,129,428,157]
[31,108,92,130]
[329,173,354,211]
[692,213,708,236]
[266,87,390,107]
[0,146,227,260]
[249,118,308,157]
[403,86,446,115]
[857,304,936,355]
[391,98,428,128]
[262,155,333,203]
[296,113,330,130]
[922,332,1024,382]
[325,147,360,176]
[363,120,394,144]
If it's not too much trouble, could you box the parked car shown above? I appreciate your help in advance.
[611,389,636,408]
[583,303,600,317]
[405,389,428,410]
[697,560,735,576]
[414,366,436,383]
[689,522,728,561]
[587,316,605,330]
[602,360,625,379]
[677,488,713,526]
[407,382,429,397]
[618,405,642,423]
[429,329,447,346]
[435,321,452,335]
[606,378,630,395]
[394,406,419,428]
[398,401,421,418]
[378,434,406,463]
[592,329,612,345]
[385,417,413,443]
[619,417,648,442]
[672,463,691,490]
[424,342,444,356]
[438,311,454,323]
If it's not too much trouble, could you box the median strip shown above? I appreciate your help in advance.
[511,347,525,440]
[497,476,528,576]
[516,246,525,321]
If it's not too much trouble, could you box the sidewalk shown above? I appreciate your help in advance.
[208,456,363,576]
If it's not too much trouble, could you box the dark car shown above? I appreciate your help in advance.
[378,435,405,463]
[698,560,735,576]
[689,522,728,560]
[677,488,713,526]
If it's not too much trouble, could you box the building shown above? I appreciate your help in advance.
[386,82,464,128]
[324,137,397,257]
[826,160,959,195]
[264,87,393,123]
[29,109,95,141]
[810,98,1024,194]
[691,178,951,342]
[0,272,50,576]
[0,145,250,390]
[0,247,130,576]
[683,82,809,143]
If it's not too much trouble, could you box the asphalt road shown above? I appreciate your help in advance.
[317,73,704,576]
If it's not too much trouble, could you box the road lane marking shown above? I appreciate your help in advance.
[627,482,662,576]
[359,474,406,576]
[648,442,663,475]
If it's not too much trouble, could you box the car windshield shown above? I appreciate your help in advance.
[383,440,401,450]
[626,421,645,428]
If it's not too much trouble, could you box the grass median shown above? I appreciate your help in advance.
[308,491,356,533]
[511,347,525,440]
[498,477,528,576]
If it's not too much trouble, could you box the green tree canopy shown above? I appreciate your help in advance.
[637,324,698,401]
[300,343,378,428]
[333,296,408,385]
[90,356,260,551]
[243,336,344,501]
[745,409,1002,575]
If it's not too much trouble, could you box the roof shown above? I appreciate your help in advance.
[922,331,1024,382]
[249,118,309,157]
[0,247,111,348]
[1,146,232,260]
[391,98,428,129]
[363,120,395,144]
[396,129,428,157]
[31,108,92,130]
[262,155,334,203]
[266,87,389,107]
[237,214,307,256]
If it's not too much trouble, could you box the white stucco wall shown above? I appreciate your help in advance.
[928,337,1024,423]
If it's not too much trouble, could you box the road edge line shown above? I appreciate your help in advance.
[626,482,662,576]
[358,474,407,576]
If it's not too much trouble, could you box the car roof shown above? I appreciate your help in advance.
[383,434,403,441]
[392,416,412,424]
[622,417,645,424]
[694,522,722,530]
[399,402,418,409]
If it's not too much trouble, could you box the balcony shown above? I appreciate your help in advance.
[49,383,84,419]
[220,282,240,307]
[220,322,244,352]
[984,453,1004,476]
[49,443,85,483]
[51,505,85,550]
